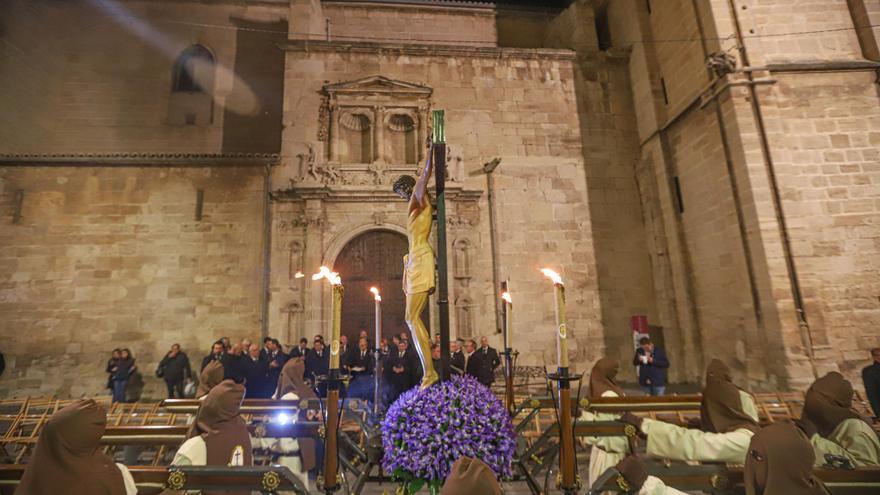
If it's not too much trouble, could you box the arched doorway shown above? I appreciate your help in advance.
[334,230,413,343]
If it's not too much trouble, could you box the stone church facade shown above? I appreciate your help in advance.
[0,0,878,397]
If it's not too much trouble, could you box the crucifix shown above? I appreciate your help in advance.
[392,110,450,387]
[432,110,451,382]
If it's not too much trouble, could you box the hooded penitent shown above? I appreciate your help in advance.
[589,357,624,398]
[191,379,253,495]
[440,457,502,495]
[196,359,224,398]
[802,372,869,438]
[744,422,830,495]
[275,357,317,472]
[700,359,759,434]
[15,399,126,495]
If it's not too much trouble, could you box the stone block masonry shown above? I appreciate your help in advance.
[0,165,266,398]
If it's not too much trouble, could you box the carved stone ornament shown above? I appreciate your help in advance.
[314,75,433,185]
[317,95,330,142]
[448,204,479,228]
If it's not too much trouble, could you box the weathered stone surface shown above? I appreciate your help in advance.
[0,166,265,398]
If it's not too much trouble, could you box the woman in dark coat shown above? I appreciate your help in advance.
[111,349,136,403]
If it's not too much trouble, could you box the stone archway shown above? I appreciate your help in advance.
[333,229,410,343]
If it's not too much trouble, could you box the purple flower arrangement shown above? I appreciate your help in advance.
[381,375,516,493]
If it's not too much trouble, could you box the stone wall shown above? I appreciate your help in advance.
[322,2,496,46]
[605,0,880,388]
[0,0,287,155]
[752,71,880,378]
[0,164,267,398]
[273,42,606,369]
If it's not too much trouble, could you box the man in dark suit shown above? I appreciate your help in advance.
[378,337,390,362]
[242,344,270,398]
[339,334,352,374]
[358,330,373,352]
[305,338,330,397]
[384,340,412,405]
[633,337,670,396]
[201,341,225,371]
[399,332,413,357]
[464,339,492,387]
[262,338,287,394]
[431,344,441,374]
[450,340,465,376]
[259,337,273,360]
[862,348,880,418]
[478,336,501,385]
[289,338,309,358]
[221,343,246,384]
[158,343,192,399]
[348,337,375,401]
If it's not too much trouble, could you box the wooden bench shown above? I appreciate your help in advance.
[0,464,308,495]
[590,464,880,494]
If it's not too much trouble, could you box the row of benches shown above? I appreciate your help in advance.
[0,392,876,494]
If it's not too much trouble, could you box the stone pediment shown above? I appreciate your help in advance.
[323,76,432,97]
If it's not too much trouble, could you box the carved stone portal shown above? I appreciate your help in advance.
[321,76,432,169]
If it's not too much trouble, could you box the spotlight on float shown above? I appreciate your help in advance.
[275,412,290,425]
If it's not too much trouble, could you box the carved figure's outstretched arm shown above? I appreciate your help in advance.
[410,143,434,213]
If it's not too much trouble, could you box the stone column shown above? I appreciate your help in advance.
[302,199,325,339]
[374,106,385,164]
[418,107,428,161]
[329,105,339,162]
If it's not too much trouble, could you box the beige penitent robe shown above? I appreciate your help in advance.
[802,372,880,467]
[811,419,880,466]
[642,360,760,465]
[635,476,690,495]
[580,358,630,489]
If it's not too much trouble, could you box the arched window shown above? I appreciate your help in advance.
[167,45,215,126]
[172,45,214,93]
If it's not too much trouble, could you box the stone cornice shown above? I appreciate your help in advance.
[0,153,279,167]
[272,184,483,203]
[325,0,570,10]
[283,40,577,61]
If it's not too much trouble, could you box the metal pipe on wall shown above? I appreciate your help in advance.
[726,0,817,377]
[260,164,273,339]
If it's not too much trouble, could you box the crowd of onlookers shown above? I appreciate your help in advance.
[104,332,503,405]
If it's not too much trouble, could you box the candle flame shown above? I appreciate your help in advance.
[541,268,564,286]
[312,266,342,286]
[501,291,512,304]
[370,287,382,302]
[294,271,305,279]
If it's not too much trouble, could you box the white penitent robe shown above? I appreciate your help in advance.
[251,391,309,493]
[171,436,207,466]
[169,437,207,495]
[638,476,690,495]
[642,418,755,464]
[579,390,630,488]
[739,390,760,423]
[115,463,138,495]
[640,388,759,465]
[811,418,880,467]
